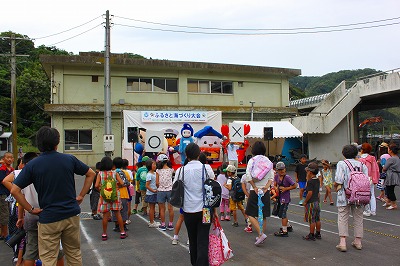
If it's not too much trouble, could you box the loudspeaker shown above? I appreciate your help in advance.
[127,127,138,143]
[264,127,273,141]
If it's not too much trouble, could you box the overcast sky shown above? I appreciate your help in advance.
[2,0,399,76]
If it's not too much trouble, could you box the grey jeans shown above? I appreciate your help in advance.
[337,205,364,238]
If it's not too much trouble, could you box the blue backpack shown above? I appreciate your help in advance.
[230,178,245,202]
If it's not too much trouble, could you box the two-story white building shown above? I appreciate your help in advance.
[40,52,301,166]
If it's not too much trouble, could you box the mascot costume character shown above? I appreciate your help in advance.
[178,123,194,165]
[194,126,223,163]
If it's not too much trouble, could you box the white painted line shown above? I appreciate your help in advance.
[270,215,338,235]
[290,203,400,227]
[135,214,189,251]
[80,221,105,266]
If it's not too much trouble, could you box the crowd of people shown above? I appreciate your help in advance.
[0,125,399,265]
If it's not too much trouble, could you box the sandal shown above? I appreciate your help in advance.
[102,234,107,241]
[330,202,334,206]
[386,205,397,210]
[323,200,327,203]
[120,232,127,239]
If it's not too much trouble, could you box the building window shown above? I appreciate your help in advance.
[127,78,178,92]
[187,80,233,94]
[92,76,98,82]
[64,130,92,151]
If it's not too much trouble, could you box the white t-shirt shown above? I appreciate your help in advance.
[174,160,214,213]
[227,144,239,161]
[240,174,252,194]
[15,170,40,230]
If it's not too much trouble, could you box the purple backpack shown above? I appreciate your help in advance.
[250,155,273,181]
[343,160,371,205]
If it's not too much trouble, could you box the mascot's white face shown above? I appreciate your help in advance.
[182,129,192,138]
[199,136,221,148]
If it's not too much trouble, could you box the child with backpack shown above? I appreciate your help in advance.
[96,157,127,240]
[224,165,247,227]
[112,157,132,232]
[216,163,230,221]
[273,162,297,237]
[302,162,321,241]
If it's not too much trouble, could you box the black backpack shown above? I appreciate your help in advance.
[116,169,130,187]
[231,178,245,202]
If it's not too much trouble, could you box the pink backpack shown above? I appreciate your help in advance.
[250,155,273,181]
[343,160,371,205]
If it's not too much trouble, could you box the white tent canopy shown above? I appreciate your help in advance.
[233,121,303,139]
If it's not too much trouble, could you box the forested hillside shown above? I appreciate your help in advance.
[289,68,400,135]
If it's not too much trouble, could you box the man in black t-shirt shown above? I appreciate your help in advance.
[11,126,96,266]
[302,162,321,241]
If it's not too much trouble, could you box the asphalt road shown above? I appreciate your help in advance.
[1,170,399,266]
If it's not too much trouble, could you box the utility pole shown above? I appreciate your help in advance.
[103,10,114,157]
[10,35,18,162]
[0,34,29,165]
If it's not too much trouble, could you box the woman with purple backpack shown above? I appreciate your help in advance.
[334,144,368,252]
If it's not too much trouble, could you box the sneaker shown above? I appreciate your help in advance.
[220,216,225,221]
[225,215,231,221]
[232,222,239,227]
[382,202,388,207]
[172,238,179,245]
[126,220,132,225]
[370,212,376,216]
[187,239,190,245]
[93,214,102,220]
[254,234,267,246]
[244,226,253,233]
[124,225,129,231]
[274,229,288,237]
[363,211,371,217]
[314,232,322,240]
[159,225,167,231]
[302,233,316,241]
[167,224,174,231]
[330,202,334,206]
[132,209,138,214]
[148,222,160,228]
[287,225,293,232]
[102,234,108,241]
[113,227,120,232]
[299,199,304,205]
[120,232,127,239]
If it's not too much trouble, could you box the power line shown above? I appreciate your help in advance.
[114,21,400,35]
[32,15,103,40]
[48,24,103,46]
[114,15,400,31]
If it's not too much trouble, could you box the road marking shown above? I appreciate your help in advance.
[135,214,189,251]
[270,215,338,235]
[286,209,400,240]
[80,221,105,266]
[291,203,400,227]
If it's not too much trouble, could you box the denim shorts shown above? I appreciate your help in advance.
[145,194,157,204]
[157,190,172,203]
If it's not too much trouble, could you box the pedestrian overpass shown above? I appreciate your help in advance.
[288,69,400,163]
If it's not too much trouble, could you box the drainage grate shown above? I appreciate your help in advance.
[79,212,93,219]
